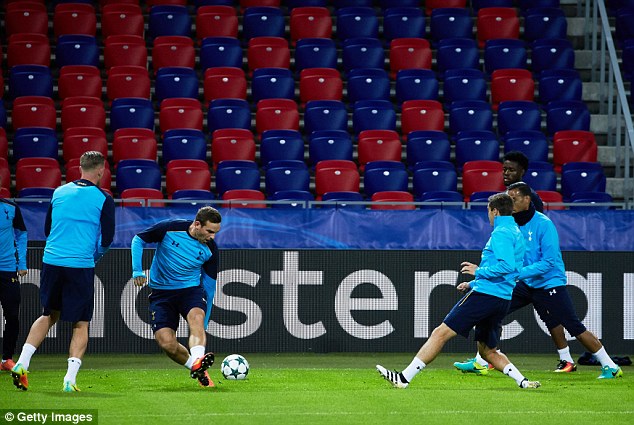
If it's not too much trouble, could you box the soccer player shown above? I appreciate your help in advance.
[502,151,544,213]
[376,193,540,389]
[12,151,115,392]
[131,206,221,387]
[0,174,28,372]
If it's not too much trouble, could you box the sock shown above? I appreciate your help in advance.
[184,356,195,370]
[16,343,37,370]
[503,363,527,387]
[401,357,426,383]
[190,345,205,360]
[475,352,488,368]
[593,347,618,369]
[63,357,82,385]
[557,347,574,363]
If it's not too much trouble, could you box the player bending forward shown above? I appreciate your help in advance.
[131,207,221,387]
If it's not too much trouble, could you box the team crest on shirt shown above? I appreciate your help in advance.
[528,231,533,241]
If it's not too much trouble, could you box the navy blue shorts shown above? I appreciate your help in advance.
[0,271,21,318]
[443,290,510,349]
[40,263,95,323]
[509,282,586,337]
[148,285,207,333]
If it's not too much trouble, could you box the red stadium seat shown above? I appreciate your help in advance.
[222,189,267,209]
[389,38,432,79]
[152,36,196,73]
[315,160,360,200]
[120,188,165,207]
[166,163,212,198]
[461,160,505,201]
[63,127,108,163]
[11,96,56,130]
[424,0,467,16]
[247,37,291,74]
[61,96,106,131]
[211,129,257,170]
[0,158,10,193]
[101,4,145,38]
[112,128,158,165]
[490,69,535,110]
[58,65,103,100]
[299,68,343,105]
[6,2,48,36]
[104,35,147,70]
[371,191,415,210]
[106,65,151,101]
[196,6,239,40]
[0,129,8,161]
[54,3,97,38]
[203,67,248,102]
[159,98,204,132]
[536,190,565,210]
[15,158,62,192]
[552,130,598,173]
[65,163,112,192]
[7,33,50,68]
[290,7,333,46]
[357,130,402,171]
[476,7,519,48]
[255,99,300,134]
[400,100,445,135]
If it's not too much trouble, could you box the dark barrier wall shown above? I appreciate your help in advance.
[8,249,633,355]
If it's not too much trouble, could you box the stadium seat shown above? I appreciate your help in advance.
[303,100,349,134]
[265,160,310,196]
[502,130,549,163]
[394,69,439,104]
[196,5,239,39]
[222,189,267,209]
[468,190,500,209]
[7,33,50,68]
[159,98,204,132]
[0,157,10,193]
[496,101,542,135]
[61,96,106,131]
[320,191,364,209]
[400,100,445,135]
[341,38,385,74]
[154,67,199,102]
[120,188,165,207]
[13,128,58,162]
[214,162,261,196]
[523,163,557,191]
[8,65,53,99]
[65,162,112,192]
[260,130,305,166]
[11,96,56,130]
[523,7,568,42]
[299,68,343,105]
[247,37,291,74]
[294,38,338,74]
[346,68,391,103]
[308,130,354,165]
[412,161,458,199]
[370,191,415,210]
[519,0,562,11]
[106,66,151,101]
[560,162,606,201]
[101,4,145,38]
[0,129,8,161]
[63,127,108,163]
[211,129,256,169]
[255,99,300,134]
[290,7,333,45]
[110,98,155,131]
[420,190,464,209]
[15,158,62,193]
[429,8,472,44]
[442,68,487,105]
[476,7,519,48]
[536,189,565,211]
[490,69,535,110]
[538,69,583,105]
[569,191,614,209]
[461,160,505,201]
[203,67,247,102]
[315,160,361,200]
[18,187,56,199]
[148,5,192,39]
[472,0,514,10]
[552,130,598,173]
[54,3,97,38]
[166,162,212,198]
[383,7,426,42]
[436,38,480,75]
[363,163,409,197]
[251,68,295,103]
[58,65,102,100]
[531,38,575,75]
[162,129,207,165]
[545,100,591,136]
[207,98,252,133]
[171,189,215,205]
[448,100,493,134]
[454,130,500,169]
[115,159,162,194]
[352,100,396,134]
[199,37,243,71]
[242,7,285,40]
[112,128,158,164]
[406,130,451,169]
[389,38,432,78]
[425,0,467,16]
[357,130,402,171]
[336,7,379,41]
[152,36,196,73]
[104,35,147,69]
[6,2,48,37]
[483,39,528,75]
[270,190,314,208]
[56,35,100,67]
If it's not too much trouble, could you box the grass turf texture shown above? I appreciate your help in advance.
[0,353,631,425]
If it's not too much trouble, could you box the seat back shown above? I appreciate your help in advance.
[436,38,480,74]
[357,130,402,170]
[148,5,192,39]
[442,68,487,105]
[290,7,333,45]
[242,6,285,40]
[8,65,53,99]
[336,7,379,41]
[11,96,56,130]
[152,36,196,73]
[203,67,247,102]
[207,98,251,133]
[13,128,58,162]
[247,37,291,73]
[389,38,432,78]
[406,130,451,168]
[61,96,106,131]
[413,161,458,198]
[429,7,472,43]
[110,98,155,131]
[461,160,505,200]
[252,68,295,103]
[155,67,199,102]
[560,162,606,200]
[255,99,300,134]
[260,130,305,166]
[309,130,354,165]
[448,100,493,134]
[16,158,62,192]
[497,100,542,135]
[112,128,158,164]
[159,98,204,132]
[454,130,500,169]
[58,65,102,99]
[294,38,338,73]
[342,37,384,73]
[63,127,108,163]
[552,130,598,173]
[115,159,162,194]
[54,3,97,38]
[484,38,527,75]
[162,129,207,165]
[101,4,145,38]
[107,65,151,101]
[490,68,535,110]
[352,100,396,134]
[196,5,239,39]
[104,35,147,69]
[211,128,256,169]
[265,161,310,196]
[304,100,348,134]
[200,36,243,71]
[476,7,519,48]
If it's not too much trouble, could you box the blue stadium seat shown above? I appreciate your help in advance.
[420,190,464,209]
[436,38,480,75]
[454,130,500,169]
[497,101,542,136]
[341,37,385,73]
[270,190,314,208]
[286,0,329,10]
[207,98,252,133]
[406,130,451,169]
[294,38,338,73]
[214,161,261,195]
[13,128,58,162]
[538,69,583,105]
[242,7,285,41]
[8,65,53,99]
[523,163,557,191]
[251,68,295,103]
[18,187,56,199]
[149,5,192,39]
[382,7,426,42]
[531,38,575,75]
[395,69,439,104]
[56,35,99,67]
[199,37,243,71]
[346,68,391,103]
[429,8,472,45]
[265,160,310,196]
[162,129,207,165]
[308,130,354,165]
[569,191,614,209]
[502,130,549,163]
[519,0,561,11]
[110,98,155,132]
[260,130,305,166]
[172,189,216,205]
[545,100,591,136]
[336,7,379,41]
[523,7,568,42]
[561,162,607,201]
[483,38,527,75]
[623,39,634,81]
[116,159,162,194]
[362,164,409,198]
[412,161,458,199]
[321,191,364,209]
[472,0,514,10]
[448,100,493,134]
[303,100,349,134]
[442,68,487,105]
[352,100,396,134]
[0,103,6,129]
[154,67,199,102]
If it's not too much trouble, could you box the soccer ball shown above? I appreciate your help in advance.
[220,354,249,380]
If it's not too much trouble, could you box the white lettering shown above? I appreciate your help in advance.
[624,273,634,339]
[414,271,459,338]
[210,269,262,339]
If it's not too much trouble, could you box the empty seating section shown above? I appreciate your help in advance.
[0,1,614,206]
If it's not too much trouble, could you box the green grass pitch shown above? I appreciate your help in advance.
[0,353,631,425]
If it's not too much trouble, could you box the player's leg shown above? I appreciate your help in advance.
[478,342,540,389]
[532,289,576,372]
[182,287,214,387]
[155,327,190,364]
[0,273,21,371]
[63,321,89,392]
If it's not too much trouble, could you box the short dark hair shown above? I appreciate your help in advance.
[196,206,222,225]
[488,193,514,215]
[507,181,533,198]
[503,151,529,171]
[80,151,106,171]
